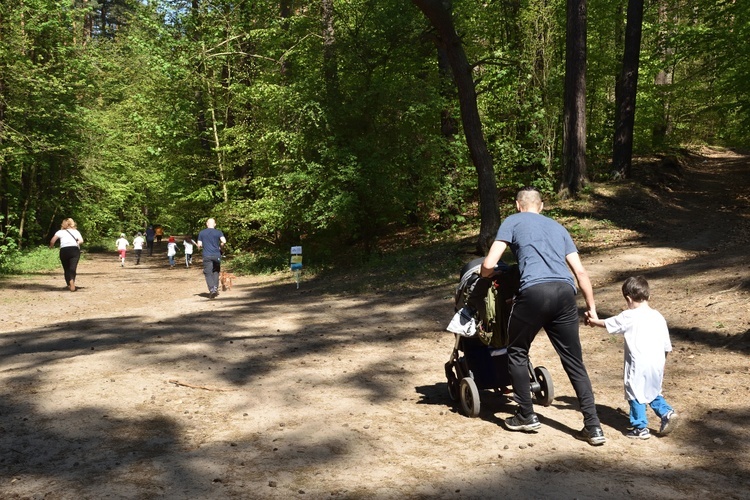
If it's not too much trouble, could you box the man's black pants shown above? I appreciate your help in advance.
[507,281,600,428]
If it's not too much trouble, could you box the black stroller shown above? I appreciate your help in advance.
[445,257,554,417]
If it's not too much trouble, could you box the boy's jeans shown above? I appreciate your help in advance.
[629,395,672,429]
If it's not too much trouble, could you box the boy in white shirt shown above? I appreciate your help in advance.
[182,235,195,268]
[133,232,145,265]
[586,276,678,439]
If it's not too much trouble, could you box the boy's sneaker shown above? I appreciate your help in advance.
[659,410,678,435]
[577,426,606,446]
[625,427,651,440]
[504,411,541,432]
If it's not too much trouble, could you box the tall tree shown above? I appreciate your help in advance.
[412,0,499,255]
[651,0,672,147]
[0,4,8,236]
[611,0,644,179]
[560,0,588,198]
[0,0,84,247]
[321,0,338,102]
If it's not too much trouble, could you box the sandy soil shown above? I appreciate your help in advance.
[1,148,749,499]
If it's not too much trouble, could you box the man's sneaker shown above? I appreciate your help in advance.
[625,427,651,440]
[577,426,606,445]
[504,411,541,432]
[659,410,678,435]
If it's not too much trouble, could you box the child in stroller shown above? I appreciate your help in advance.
[445,257,554,417]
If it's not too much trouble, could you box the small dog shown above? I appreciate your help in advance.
[219,271,236,291]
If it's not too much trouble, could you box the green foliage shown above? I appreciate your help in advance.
[0,216,20,274]
[1,0,747,268]
[226,248,297,276]
[312,235,469,295]
[0,0,86,246]
[0,245,65,275]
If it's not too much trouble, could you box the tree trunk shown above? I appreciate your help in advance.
[652,0,672,147]
[204,69,228,204]
[321,0,339,103]
[0,14,6,235]
[437,46,458,138]
[0,74,6,236]
[280,0,292,78]
[612,0,644,179]
[190,0,211,151]
[612,0,624,134]
[18,163,36,249]
[560,0,588,198]
[412,0,499,255]
[84,0,93,43]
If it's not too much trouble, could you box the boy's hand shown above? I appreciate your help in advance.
[584,311,606,328]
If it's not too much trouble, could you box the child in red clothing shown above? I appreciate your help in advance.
[167,236,179,268]
[115,233,129,267]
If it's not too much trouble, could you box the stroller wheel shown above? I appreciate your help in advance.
[459,377,480,418]
[532,366,554,406]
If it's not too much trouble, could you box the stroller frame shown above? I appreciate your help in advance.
[445,333,554,417]
[445,258,554,417]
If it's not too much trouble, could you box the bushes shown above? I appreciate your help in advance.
[0,246,65,275]
[0,217,20,274]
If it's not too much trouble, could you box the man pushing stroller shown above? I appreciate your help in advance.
[481,187,606,446]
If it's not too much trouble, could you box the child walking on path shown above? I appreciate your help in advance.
[115,233,130,267]
[167,236,179,268]
[586,276,678,440]
[133,232,145,265]
[183,235,195,268]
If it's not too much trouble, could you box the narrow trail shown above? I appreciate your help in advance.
[582,149,750,288]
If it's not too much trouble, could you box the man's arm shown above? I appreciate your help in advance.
[481,240,508,278]
[566,252,597,321]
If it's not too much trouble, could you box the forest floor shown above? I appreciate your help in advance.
[1,147,749,499]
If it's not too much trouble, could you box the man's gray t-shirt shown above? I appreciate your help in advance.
[197,228,224,257]
[495,212,577,292]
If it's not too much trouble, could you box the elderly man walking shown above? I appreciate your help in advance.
[197,218,226,299]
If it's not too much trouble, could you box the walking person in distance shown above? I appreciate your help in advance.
[197,218,226,299]
[133,232,145,265]
[145,225,156,256]
[183,235,195,268]
[49,218,84,292]
[167,236,179,268]
[115,233,129,267]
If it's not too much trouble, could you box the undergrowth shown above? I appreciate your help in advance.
[0,246,77,275]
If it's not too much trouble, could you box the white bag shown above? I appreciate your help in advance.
[447,307,477,337]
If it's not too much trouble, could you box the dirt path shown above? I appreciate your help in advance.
[1,150,749,499]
